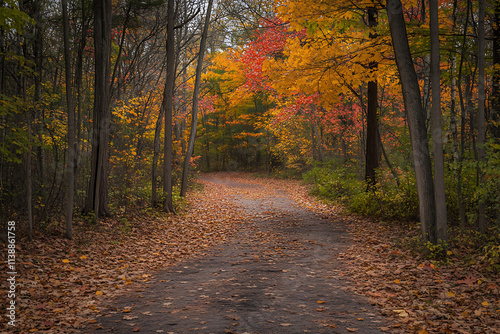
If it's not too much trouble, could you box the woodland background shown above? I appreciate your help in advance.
[0,0,499,254]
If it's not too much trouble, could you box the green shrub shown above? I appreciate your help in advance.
[303,162,419,222]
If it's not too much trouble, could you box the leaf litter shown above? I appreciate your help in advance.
[1,172,498,333]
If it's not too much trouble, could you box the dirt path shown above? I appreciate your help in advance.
[89,174,388,333]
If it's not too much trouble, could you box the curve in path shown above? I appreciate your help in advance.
[89,174,388,333]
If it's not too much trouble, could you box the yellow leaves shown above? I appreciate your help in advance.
[80,255,87,260]
[95,291,103,296]
[122,277,132,284]
[445,291,455,298]
[62,259,70,263]
[394,279,401,284]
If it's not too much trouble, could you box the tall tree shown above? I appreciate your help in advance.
[365,6,379,188]
[430,0,448,242]
[85,0,112,220]
[387,0,437,243]
[492,0,500,140]
[163,0,176,213]
[477,0,486,233]
[180,0,214,197]
[62,0,76,238]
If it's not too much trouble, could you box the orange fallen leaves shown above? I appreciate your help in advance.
[2,172,498,334]
[0,176,246,333]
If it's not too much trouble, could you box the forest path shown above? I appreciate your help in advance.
[89,173,388,333]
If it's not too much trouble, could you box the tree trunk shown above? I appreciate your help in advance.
[85,0,112,220]
[24,78,33,240]
[450,0,459,167]
[180,0,214,197]
[315,119,324,161]
[75,0,88,209]
[378,129,400,186]
[365,7,379,188]
[457,0,471,229]
[62,0,75,239]
[430,0,448,242]
[450,55,459,165]
[491,0,500,140]
[0,1,4,95]
[163,0,175,212]
[387,0,437,244]
[152,104,165,208]
[477,0,486,233]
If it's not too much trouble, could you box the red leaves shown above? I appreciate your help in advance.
[239,17,304,92]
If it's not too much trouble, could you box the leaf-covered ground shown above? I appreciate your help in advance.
[1,172,498,333]
[0,178,246,333]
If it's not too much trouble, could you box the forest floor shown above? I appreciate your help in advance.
[1,172,499,333]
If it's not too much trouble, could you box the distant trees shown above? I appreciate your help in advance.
[195,0,500,243]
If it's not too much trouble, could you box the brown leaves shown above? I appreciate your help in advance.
[262,173,500,334]
[326,217,500,333]
[0,177,246,333]
[4,172,498,334]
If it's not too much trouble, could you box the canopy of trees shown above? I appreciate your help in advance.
[1,0,499,245]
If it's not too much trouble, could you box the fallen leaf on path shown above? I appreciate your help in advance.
[392,310,408,317]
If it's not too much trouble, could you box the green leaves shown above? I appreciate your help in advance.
[0,0,34,33]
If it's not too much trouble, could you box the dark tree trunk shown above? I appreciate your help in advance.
[365,7,379,188]
[457,0,471,229]
[491,0,500,139]
[163,0,175,212]
[387,0,437,243]
[477,0,486,233]
[85,0,112,220]
[62,0,75,239]
[430,0,448,241]
[152,102,165,208]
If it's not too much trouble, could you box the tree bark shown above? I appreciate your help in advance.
[85,0,112,220]
[24,78,33,240]
[75,0,89,207]
[387,0,437,243]
[430,0,448,242]
[180,0,214,197]
[477,0,486,233]
[163,0,176,212]
[365,7,379,188]
[152,86,166,207]
[457,0,471,229]
[62,0,75,239]
[491,0,500,140]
